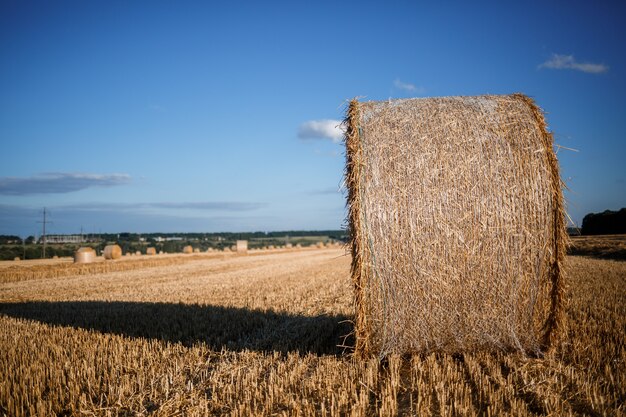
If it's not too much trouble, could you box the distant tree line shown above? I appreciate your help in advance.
[0,230,347,260]
[581,208,626,235]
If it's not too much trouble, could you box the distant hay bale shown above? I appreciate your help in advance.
[103,245,122,260]
[285,243,293,248]
[146,247,156,256]
[159,250,164,255]
[345,94,566,357]
[52,255,59,259]
[316,242,325,249]
[295,243,302,248]
[74,247,96,264]
[236,240,248,253]
[13,257,20,262]
[183,245,193,254]
[267,245,275,250]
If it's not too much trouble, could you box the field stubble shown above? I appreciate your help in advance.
[0,249,624,416]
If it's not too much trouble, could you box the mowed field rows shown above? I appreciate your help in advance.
[0,249,624,416]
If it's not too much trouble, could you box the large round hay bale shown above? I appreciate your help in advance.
[345,94,566,357]
[103,245,122,260]
[146,247,156,256]
[74,247,96,264]
[183,245,193,254]
[236,240,248,253]
[13,257,20,261]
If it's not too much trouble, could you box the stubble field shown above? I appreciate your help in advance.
[0,248,624,416]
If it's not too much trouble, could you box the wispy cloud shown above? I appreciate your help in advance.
[298,119,344,143]
[0,173,131,196]
[58,201,266,212]
[310,187,341,195]
[539,54,608,74]
[393,79,425,94]
[152,202,265,211]
[0,203,272,235]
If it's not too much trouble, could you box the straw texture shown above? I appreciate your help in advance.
[345,94,566,358]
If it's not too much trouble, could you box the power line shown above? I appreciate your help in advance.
[36,207,52,258]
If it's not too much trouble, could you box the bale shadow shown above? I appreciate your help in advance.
[0,301,353,356]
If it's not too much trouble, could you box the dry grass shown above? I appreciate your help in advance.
[0,250,624,416]
[0,245,320,285]
[568,234,626,260]
[0,252,232,284]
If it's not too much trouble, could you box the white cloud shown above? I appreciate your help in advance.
[393,79,425,93]
[539,54,608,74]
[298,119,344,143]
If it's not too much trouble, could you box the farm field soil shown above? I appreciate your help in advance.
[0,249,624,416]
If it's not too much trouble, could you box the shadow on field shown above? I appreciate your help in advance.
[0,301,353,356]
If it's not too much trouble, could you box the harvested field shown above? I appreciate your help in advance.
[568,234,626,261]
[0,249,624,416]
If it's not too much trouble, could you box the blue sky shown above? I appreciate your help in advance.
[1,1,624,236]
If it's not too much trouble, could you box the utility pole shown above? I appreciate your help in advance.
[37,207,52,258]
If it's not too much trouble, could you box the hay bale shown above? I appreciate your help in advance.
[194,248,200,253]
[103,245,122,260]
[74,247,96,264]
[13,257,20,261]
[236,240,248,253]
[345,94,566,357]
[135,251,141,256]
[316,242,325,249]
[146,247,156,256]
[183,245,193,254]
